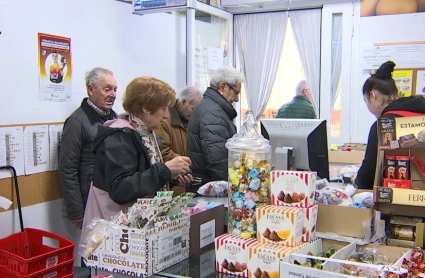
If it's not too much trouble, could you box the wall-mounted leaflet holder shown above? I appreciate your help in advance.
[275,147,293,171]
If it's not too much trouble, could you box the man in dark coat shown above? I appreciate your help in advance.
[58,67,117,229]
[186,67,245,187]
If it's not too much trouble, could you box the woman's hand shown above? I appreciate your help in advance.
[177,174,193,185]
[165,156,192,177]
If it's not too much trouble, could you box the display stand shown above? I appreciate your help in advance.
[275,147,293,171]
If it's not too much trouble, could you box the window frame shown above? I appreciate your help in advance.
[320,2,354,144]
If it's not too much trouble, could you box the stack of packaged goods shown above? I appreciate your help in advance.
[270,170,319,243]
[215,112,317,278]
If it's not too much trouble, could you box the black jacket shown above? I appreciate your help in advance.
[91,125,171,205]
[356,96,425,189]
[58,98,116,220]
[186,87,237,184]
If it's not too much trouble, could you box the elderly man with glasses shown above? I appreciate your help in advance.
[186,67,245,190]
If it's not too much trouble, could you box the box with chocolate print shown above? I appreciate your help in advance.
[271,170,316,208]
[302,205,318,242]
[215,234,257,277]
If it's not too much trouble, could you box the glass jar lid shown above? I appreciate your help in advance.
[225,111,271,153]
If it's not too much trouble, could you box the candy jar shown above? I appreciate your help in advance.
[225,111,272,238]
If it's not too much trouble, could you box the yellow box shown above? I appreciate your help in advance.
[394,116,425,148]
[256,205,303,247]
[247,242,295,278]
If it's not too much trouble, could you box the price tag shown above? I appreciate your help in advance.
[200,219,215,248]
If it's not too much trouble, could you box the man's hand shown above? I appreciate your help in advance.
[71,218,84,229]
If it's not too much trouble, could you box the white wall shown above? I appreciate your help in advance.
[0,0,186,125]
[350,9,425,143]
[0,0,186,264]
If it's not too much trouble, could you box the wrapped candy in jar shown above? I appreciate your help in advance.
[225,111,272,238]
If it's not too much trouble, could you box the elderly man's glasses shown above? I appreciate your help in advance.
[226,83,240,95]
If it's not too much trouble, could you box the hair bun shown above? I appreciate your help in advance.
[374,61,396,79]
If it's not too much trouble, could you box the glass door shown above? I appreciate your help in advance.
[186,3,233,91]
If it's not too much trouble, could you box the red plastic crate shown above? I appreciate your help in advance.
[0,228,74,276]
[0,259,74,278]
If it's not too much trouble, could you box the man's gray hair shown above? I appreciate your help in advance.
[296,80,309,96]
[210,67,245,88]
[178,86,202,102]
[85,67,113,89]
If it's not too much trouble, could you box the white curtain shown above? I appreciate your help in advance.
[331,13,343,107]
[234,12,288,121]
[290,9,322,115]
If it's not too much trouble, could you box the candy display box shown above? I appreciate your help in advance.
[324,244,411,277]
[84,217,190,277]
[375,148,425,207]
[279,239,353,278]
[256,205,304,247]
[302,205,318,242]
[377,115,425,150]
[215,234,257,277]
[280,241,412,278]
[271,170,316,208]
[247,242,295,278]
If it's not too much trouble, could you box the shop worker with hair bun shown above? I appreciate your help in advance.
[355,61,425,189]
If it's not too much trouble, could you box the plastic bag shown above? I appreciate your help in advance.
[79,218,118,259]
[316,178,330,191]
[352,192,375,208]
[315,186,353,206]
[197,180,228,197]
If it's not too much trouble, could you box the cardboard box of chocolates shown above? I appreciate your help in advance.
[271,170,316,208]
[215,234,257,277]
[256,205,303,247]
[247,242,295,278]
[302,205,318,242]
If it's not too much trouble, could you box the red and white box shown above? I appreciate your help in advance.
[215,234,257,277]
[302,205,318,242]
[271,171,316,208]
[383,178,411,189]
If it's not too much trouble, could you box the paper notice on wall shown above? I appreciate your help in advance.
[24,125,49,175]
[393,70,413,97]
[49,124,63,171]
[0,126,25,179]
[361,45,425,69]
[416,71,425,95]
[38,33,72,102]
[222,41,229,66]
[207,47,223,70]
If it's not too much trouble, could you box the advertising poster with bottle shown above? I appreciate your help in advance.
[38,33,72,102]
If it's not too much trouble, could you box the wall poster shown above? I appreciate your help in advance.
[38,33,72,102]
[393,70,413,97]
[361,0,425,17]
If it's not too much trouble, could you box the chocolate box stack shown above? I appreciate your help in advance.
[270,170,318,243]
